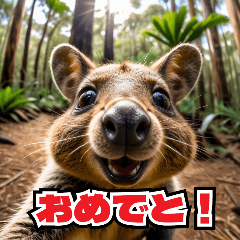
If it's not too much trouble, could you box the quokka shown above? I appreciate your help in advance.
[0,43,202,240]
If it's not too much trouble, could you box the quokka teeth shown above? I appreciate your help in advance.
[129,164,140,175]
[108,161,114,173]
[108,161,119,174]
[129,168,137,175]
[107,160,141,175]
[112,168,118,175]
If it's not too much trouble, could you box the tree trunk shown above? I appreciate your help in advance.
[0,21,7,47]
[69,0,95,60]
[188,0,195,17]
[230,41,240,98]
[1,0,25,88]
[0,15,12,64]
[131,28,137,59]
[225,0,240,60]
[188,0,206,111]
[20,0,37,88]
[170,0,176,12]
[205,62,215,112]
[103,5,114,63]
[42,19,62,85]
[221,31,235,98]
[212,0,217,10]
[201,0,231,106]
[34,10,51,80]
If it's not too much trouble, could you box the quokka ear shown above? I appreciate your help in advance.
[50,43,96,100]
[150,43,203,103]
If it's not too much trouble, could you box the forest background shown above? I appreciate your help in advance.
[0,0,240,140]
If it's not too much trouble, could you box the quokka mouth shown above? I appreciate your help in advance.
[100,156,148,185]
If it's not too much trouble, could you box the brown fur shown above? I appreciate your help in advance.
[0,43,202,240]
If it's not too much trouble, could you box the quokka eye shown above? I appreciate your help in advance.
[78,90,97,109]
[152,92,171,111]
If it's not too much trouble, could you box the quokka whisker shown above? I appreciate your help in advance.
[189,105,208,113]
[48,108,96,124]
[67,142,90,159]
[165,136,222,176]
[193,94,202,102]
[21,147,47,161]
[161,142,190,163]
[159,117,201,126]
[80,146,92,162]
[47,108,74,121]
[162,142,214,185]
[161,124,190,130]
[33,118,79,127]
[30,154,47,166]
[22,127,50,131]
[20,154,47,179]
[33,118,91,129]
[143,46,154,65]
[21,134,91,148]
[157,149,168,165]
[154,153,160,161]
[164,136,193,148]
[195,138,225,160]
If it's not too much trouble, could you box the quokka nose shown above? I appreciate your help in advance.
[102,100,150,145]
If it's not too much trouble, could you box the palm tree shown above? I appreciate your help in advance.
[142,6,229,48]
[201,0,231,106]
[1,0,25,88]
[20,0,37,88]
[69,0,95,60]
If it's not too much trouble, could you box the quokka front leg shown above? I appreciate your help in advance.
[0,161,75,240]
[0,193,70,240]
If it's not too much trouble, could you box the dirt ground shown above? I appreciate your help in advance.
[0,113,240,240]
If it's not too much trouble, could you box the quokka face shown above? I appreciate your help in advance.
[48,43,202,190]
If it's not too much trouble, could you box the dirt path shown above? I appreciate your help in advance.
[0,113,240,240]
[0,113,56,223]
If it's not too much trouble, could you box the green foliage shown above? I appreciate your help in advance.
[177,95,197,115]
[0,0,13,19]
[46,0,70,13]
[0,87,39,119]
[207,144,228,153]
[200,102,240,137]
[0,0,238,129]
[130,0,142,9]
[142,6,229,48]
[135,51,159,65]
[36,88,68,109]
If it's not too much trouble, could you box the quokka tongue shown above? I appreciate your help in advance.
[110,160,139,175]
